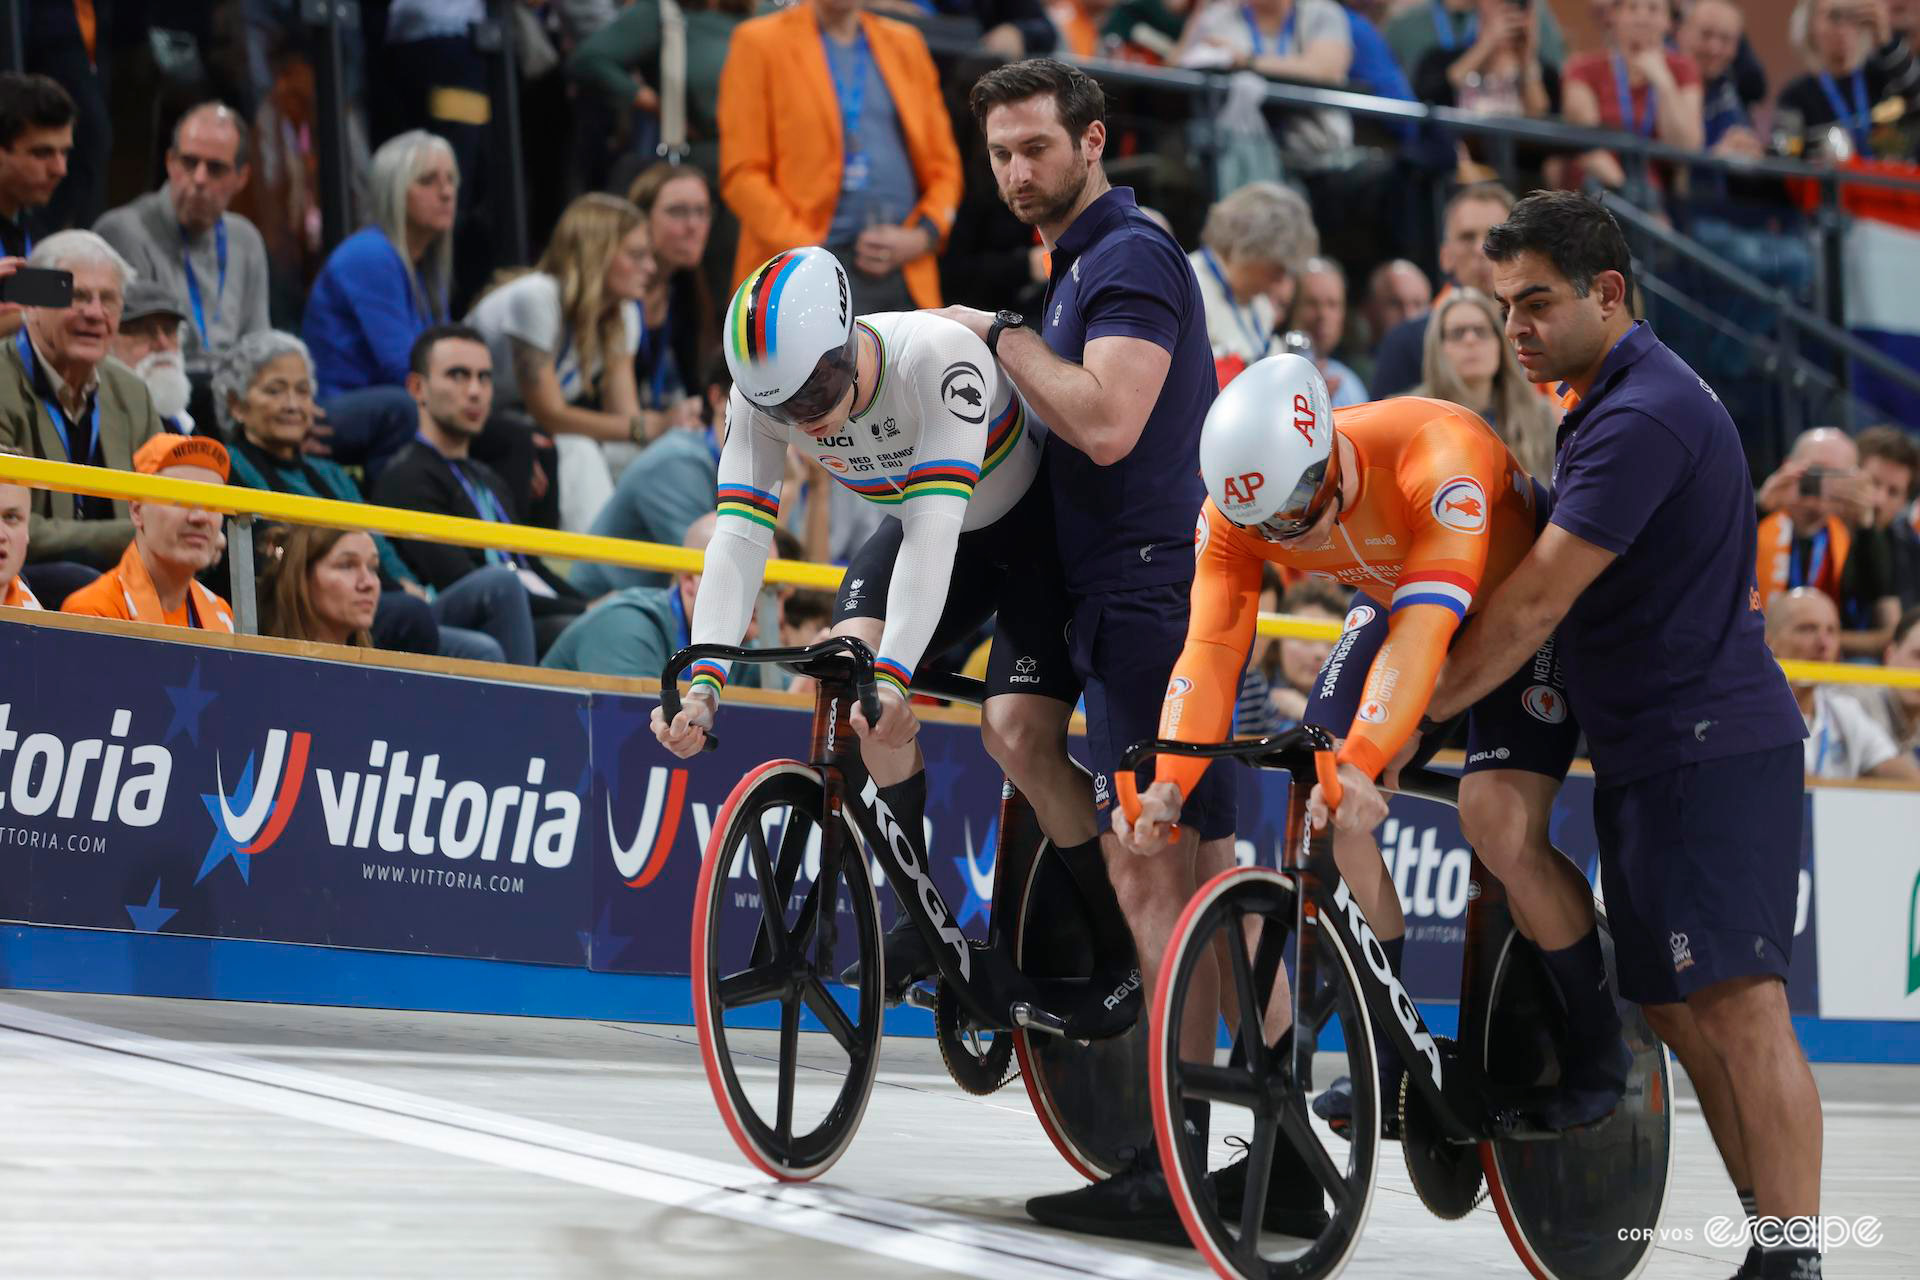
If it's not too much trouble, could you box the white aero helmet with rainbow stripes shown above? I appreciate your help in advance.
[723,246,857,427]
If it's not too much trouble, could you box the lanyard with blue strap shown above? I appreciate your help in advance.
[1198,248,1270,356]
[1611,53,1659,137]
[823,28,873,192]
[181,220,228,344]
[638,303,681,408]
[1818,67,1873,149]
[1789,525,1830,591]
[667,580,692,650]
[1432,0,1476,51]
[415,432,526,568]
[1241,4,1297,56]
[16,327,100,516]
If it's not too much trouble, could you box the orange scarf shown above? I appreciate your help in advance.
[1,576,41,609]
[108,542,234,632]
[1756,511,1850,612]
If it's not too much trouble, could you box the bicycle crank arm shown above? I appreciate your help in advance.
[1010,1002,1070,1038]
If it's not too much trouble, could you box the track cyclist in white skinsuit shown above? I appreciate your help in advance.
[653,245,1120,994]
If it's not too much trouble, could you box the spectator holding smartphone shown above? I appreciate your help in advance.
[1413,0,1559,122]
[1756,426,1902,656]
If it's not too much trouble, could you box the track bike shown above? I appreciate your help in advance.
[1116,728,1674,1280]
[661,637,1152,1181]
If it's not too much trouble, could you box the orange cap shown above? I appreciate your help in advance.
[132,433,229,482]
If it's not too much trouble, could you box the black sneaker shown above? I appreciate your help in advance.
[1309,1073,1402,1141]
[1025,1143,1192,1247]
[1208,1135,1332,1239]
[1533,1033,1633,1132]
[839,915,937,1001]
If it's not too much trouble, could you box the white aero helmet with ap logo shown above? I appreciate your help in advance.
[723,246,857,426]
[1200,353,1339,542]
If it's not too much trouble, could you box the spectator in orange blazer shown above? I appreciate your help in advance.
[717,0,962,313]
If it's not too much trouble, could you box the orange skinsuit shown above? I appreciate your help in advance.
[1157,397,1542,796]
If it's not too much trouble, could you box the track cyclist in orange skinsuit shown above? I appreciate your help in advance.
[1116,353,1630,1133]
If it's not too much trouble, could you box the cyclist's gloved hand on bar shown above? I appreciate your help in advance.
[1114,779,1183,855]
[653,688,717,758]
[1308,761,1387,835]
[850,684,918,751]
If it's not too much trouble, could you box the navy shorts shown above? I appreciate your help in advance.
[1592,742,1802,1005]
[1304,598,1581,780]
[1068,581,1238,841]
[836,475,1079,703]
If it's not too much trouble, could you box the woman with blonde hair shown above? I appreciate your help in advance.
[466,192,656,531]
[259,525,381,648]
[300,130,460,477]
[1413,287,1559,482]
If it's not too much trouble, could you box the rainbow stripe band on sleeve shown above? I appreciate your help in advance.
[716,483,779,532]
[688,659,729,696]
[1390,570,1475,620]
[901,457,979,502]
[981,398,1025,478]
[873,658,913,699]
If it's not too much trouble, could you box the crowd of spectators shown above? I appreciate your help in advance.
[0,1,1917,781]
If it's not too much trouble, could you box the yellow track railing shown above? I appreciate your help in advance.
[5,453,1916,690]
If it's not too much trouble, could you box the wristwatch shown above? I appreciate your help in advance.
[986,310,1023,358]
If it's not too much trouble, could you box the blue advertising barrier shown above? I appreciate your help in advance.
[0,618,1897,1060]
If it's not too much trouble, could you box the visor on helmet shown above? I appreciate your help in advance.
[1245,452,1338,542]
[758,335,857,428]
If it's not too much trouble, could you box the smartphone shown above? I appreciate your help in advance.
[1798,466,1834,499]
[0,267,74,308]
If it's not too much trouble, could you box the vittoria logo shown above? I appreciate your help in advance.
[608,765,688,889]
[0,704,171,828]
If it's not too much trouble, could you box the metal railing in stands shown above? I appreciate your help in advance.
[4,453,1916,692]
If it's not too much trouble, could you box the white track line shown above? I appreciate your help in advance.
[0,1001,1199,1280]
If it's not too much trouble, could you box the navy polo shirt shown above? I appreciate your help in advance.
[1547,322,1804,786]
[1040,187,1214,596]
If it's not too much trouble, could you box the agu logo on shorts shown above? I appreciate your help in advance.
[1343,602,1377,632]
[1431,476,1488,534]
[1357,699,1388,724]
[1522,684,1567,724]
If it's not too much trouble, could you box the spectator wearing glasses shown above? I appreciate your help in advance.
[219,329,536,666]
[0,231,163,605]
[373,325,588,655]
[0,445,38,609]
[302,130,461,480]
[108,282,195,435]
[1677,0,1765,157]
[0,73,74,266]
[625,164,719,441]
[93,104,270,383]
[1765,587,1920,780]
[1412,287,1559,483]
[60,433,234,631]
[1777,0,1920,163]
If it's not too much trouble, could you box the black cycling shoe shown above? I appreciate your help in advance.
[1025,1142,1193,1247]
[839,915,937,1002]
[1532,1033,1633,1132]
[1208,1135,1333,1239]
[1309,1070,1403,1142]
[1728,1244,1761,1279]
